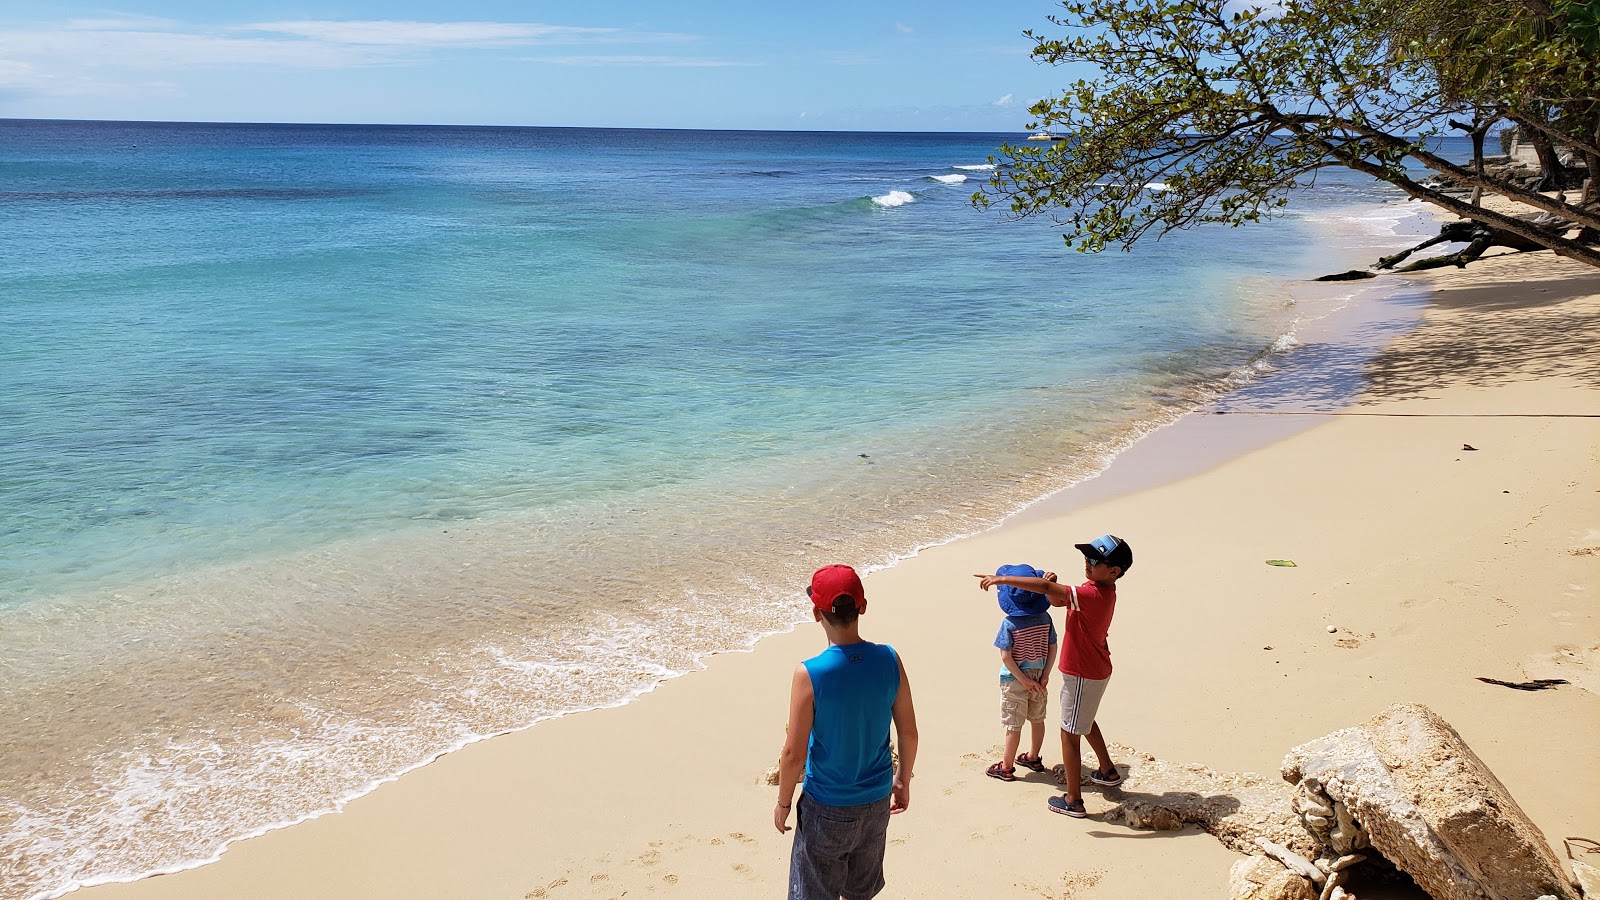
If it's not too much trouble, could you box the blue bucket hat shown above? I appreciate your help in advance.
[995,564,1050,616]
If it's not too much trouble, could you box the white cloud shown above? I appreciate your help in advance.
[528,55,749,67]
[66,15,186,31]
[993,93,1014,107]
[3,28,395,70]
[895,22,915,33]
[0,16,712,94]
[242,20,621,48]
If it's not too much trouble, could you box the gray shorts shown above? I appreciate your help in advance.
[789,793,892,900]
[1059,674,1110,735]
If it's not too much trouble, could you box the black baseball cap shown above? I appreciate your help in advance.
[1074,534,1133,572]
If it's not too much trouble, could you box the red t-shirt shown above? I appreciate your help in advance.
[1057,580,1116,680]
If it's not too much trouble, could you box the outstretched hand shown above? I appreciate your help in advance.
[973,573,999,591]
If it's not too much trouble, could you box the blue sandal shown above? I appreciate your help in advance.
[1047,795,1087,818]
[1088,767,1122,787]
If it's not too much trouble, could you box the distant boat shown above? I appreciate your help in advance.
[1025,130,1065,141]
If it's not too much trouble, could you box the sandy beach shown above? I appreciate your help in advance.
[76,247,1600,899]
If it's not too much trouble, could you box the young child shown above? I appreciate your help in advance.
[775,564,919,900]
[984,563,1058,782]
[976,534,1132,818]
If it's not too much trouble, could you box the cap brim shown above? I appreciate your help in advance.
[1073,542,1104,560]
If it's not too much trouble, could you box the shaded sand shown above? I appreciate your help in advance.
[79,251,1599,900]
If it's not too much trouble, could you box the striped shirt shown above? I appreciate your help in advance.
[995,612,1056,681]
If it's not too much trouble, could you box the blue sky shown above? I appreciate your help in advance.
[0,1,1079,130]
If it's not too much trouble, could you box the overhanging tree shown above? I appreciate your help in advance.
[1397,0,1600,200]
[979,0,1600,269]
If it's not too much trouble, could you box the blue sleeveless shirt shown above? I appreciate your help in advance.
[802,641,900,807]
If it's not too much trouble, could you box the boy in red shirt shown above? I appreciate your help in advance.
[976,534,1132,818]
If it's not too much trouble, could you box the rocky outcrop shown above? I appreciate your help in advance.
[1098,744,1316,857]
[1282,703,1577,900]
[1229,855,1316,900]
[1573,860,1600,898]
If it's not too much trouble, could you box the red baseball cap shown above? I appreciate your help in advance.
[808,564,866,613]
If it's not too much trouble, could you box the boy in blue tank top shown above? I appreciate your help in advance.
[774,564,919,900]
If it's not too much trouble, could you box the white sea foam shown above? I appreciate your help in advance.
[1145,182,1170,192]
[928,174,967,184]
[871,190,916,207]
[953,164,995,171]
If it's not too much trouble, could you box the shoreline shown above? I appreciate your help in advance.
[23,203,1448,900]
[17,210,1432,900]
[68,223,1600,898]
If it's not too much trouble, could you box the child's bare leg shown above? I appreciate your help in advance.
[1059,728,1083,803]
[1027,719,1046,761]
[1002,728,1021,769]
[1085,722,1114,776]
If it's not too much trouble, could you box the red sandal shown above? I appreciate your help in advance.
[986,762,1018,782]
[1015,753,1047,773]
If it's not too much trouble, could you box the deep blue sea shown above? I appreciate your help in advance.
[0,120,1447,898]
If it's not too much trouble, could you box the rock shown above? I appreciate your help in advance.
[1099,743,1315,856]
[1230,855,1317,900]
[1314,270,1378,282]
[1574,860,1600,897]
[1282,702,1577,900]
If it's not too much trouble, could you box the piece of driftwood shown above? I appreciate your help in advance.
[1376,219,1557,271]
[1475,676,1569,691]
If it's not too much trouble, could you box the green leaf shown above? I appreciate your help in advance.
[1265,559,1298,567]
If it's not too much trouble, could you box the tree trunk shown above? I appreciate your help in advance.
[1303,133,1600,269]
[1529,129,1568,192]
[1586,151,1600,208]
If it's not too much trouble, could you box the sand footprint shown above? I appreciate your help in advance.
[728,832,754,844]
[664,874,680,885]
[524,876,568,898]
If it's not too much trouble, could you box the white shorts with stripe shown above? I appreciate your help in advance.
[1059,674,1110,735]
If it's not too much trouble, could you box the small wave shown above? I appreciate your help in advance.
[928,174,967,184]
[871,190,916,208]
[952,164,995,171]
[1144,182,1170,192]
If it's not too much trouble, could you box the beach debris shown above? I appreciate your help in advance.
[1476,676,1569,691]
[1313,270,1377,282]
[1375,216,1586,272]
[1229,855,1316,900]
[1567,837,1600,860]
[1256,838,1326,885]
[1462,444,1478,451]
[1266,560,1298,567]
[1282,702,1579,900]
[1326,625,1338,633]
[1572,859,1600,899]
[1097,744,1315,856]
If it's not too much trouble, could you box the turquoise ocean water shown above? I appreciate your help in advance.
[0,121,1442,897]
